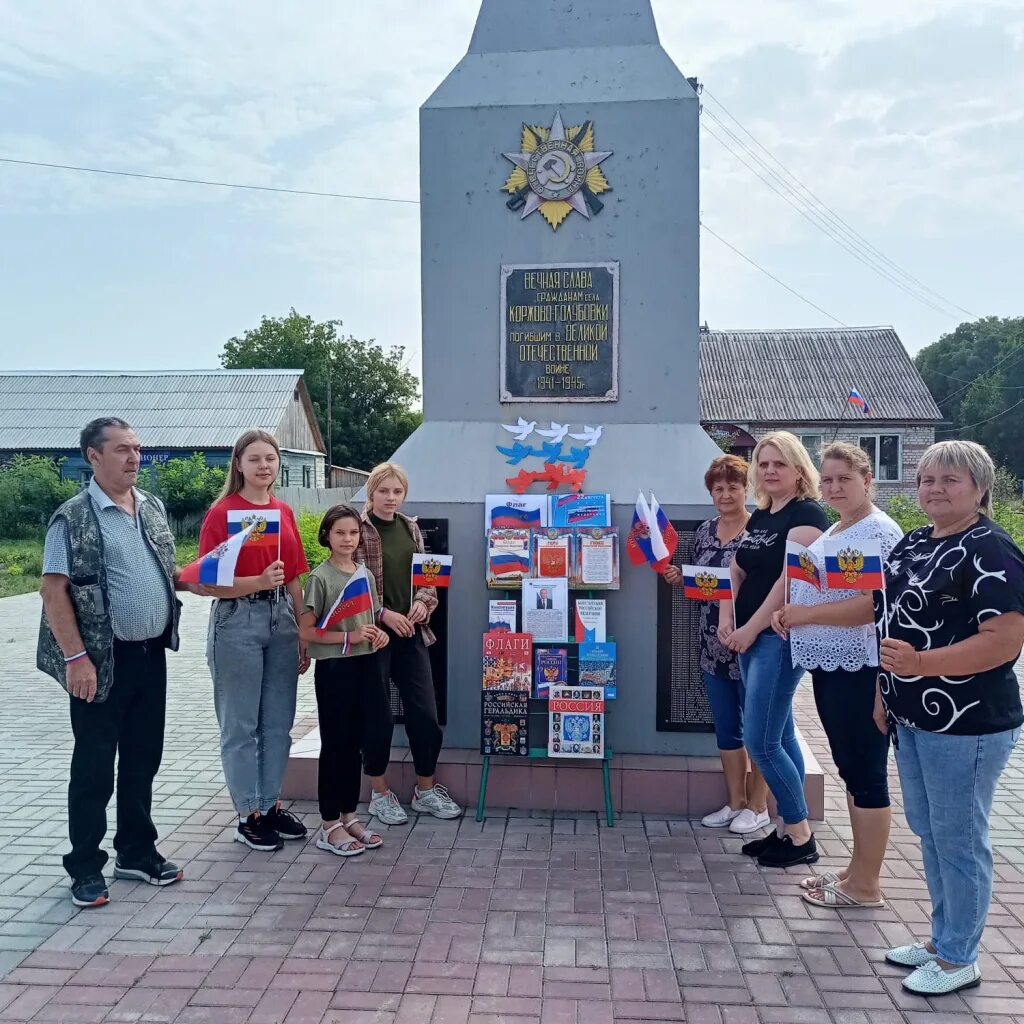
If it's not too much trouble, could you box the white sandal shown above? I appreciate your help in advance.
[315,821,364,857]
[341,819,383,850]
[800,870,840,891]
[802,881,885,909]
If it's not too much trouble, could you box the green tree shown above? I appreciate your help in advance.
[220,310,422,470]
[0,455,78,537]
[147,454,226,524]
[915,317,1024,476]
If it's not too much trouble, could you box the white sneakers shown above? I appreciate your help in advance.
[699,805,771,833]
[369,790,408,825]
[701,804,741,828]
[728,808,771,834]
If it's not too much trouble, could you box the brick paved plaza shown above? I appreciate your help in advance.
[2,592,1024,1022]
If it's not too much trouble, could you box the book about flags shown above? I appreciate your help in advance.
[680,565,732,601]
[179,522,255,586]
[785,541,822,591]
[411,554,453,588]
[823,538,885,591]
[227,508,281,548]
[317,565,374,631]
[626,491,677,572]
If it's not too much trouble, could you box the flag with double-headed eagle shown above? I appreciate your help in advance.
[681,565,732,601]
[823,538,885,591]
[412,554,453,589]
[785,540,822,591]
[227,508,281,549]
[179,523,255,586]
[317,564,374,631]
[626,491,677,572]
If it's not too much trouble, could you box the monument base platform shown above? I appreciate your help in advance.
[283,719,825,820]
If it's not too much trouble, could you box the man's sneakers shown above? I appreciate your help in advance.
[113,854,183,886]
[412,784,463,820]
[729,808,771,834]
[265,802,308,841]
[70,874,109,908]
[235,812,283,851]
[369,789,409,825]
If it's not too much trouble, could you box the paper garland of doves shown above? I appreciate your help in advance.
[497,419,604,494]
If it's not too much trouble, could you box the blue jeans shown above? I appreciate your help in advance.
[703,671,744,751]
[739,630,806,824]
[895,724,1019,966]
[207,596,300,816]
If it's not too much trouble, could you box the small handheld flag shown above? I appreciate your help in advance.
[179,523,255,586]
[785,541,822,591]
[823,538,885,591]
[227,508,282,549]
[317,564,374,632]
[847,388,871,415]
[681,565,732,601]
[627,491,677,572]
[412,554,453,589]
[626,492,655,566]
[650,494,679,571]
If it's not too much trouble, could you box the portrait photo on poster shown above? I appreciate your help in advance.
[522,577,569,642]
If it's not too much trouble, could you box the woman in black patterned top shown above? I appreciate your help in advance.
[664,455,769,832]
[874,441,1024,997]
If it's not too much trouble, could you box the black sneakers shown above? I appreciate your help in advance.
[757,833,819,868]
[265,803,308,841]
[113,854,183,886]
[741,831,780,857]
[70,874,109,908]
[235,812,284,851]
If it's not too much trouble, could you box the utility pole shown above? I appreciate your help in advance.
[325,356,333,486]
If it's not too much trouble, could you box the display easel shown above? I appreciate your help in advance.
[476,589,616,826]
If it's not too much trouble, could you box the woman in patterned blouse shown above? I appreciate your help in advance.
[873,440,1024,997]
[664,455,769,834]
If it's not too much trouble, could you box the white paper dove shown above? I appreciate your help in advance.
[500,417,537,442]
[534,421,570,444]
[567,425,603,447]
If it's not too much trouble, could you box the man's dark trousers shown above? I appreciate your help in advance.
[64,638,167,879]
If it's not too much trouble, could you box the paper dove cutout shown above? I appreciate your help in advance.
[500,417,537,442]
[568,425,603,447]
[535,421,570,444]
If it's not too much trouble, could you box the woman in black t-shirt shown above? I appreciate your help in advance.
[719,432,828,869]
[873,441,1024,997]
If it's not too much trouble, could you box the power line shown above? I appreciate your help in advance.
[936,396,1024,433]
[701,88,980,320]
[925,345,1024,404]
[700,117,961,319]
[700,221,848,327]
[0,156,419,205]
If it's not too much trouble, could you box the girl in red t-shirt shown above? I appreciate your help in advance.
[198,429,310,852]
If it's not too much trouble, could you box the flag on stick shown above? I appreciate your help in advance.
[627,491,677,572]
[226,508,282,549]
[317,565,373,631]
[179,523,255,586]
[785,541,822,591]
[681,565,732,601]
[823,538,885,591]
[650,494,679,571]
[626,492,655,566]
[846,388,871,415]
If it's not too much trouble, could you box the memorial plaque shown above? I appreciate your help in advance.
[500,262,619,402]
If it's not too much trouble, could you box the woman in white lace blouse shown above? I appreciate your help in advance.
[772,442,902,910]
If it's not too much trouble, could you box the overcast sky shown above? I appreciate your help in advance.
[1,1,1021,382]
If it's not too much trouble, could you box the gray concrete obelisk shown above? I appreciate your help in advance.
[391,0,721,756]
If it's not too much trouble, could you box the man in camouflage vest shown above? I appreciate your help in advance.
[39,417,191,908]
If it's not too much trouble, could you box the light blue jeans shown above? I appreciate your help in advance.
[738,630,807,824]
[895,724,1019,966]
[207,596,300,816]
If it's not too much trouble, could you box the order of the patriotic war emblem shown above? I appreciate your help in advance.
[502,111,613,231]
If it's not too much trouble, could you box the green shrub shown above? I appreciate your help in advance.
[297,510,327,572]
[885,495,929,534]
[0,456,79,537]
[147,454,226,526]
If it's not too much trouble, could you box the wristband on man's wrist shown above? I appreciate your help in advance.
[64,650,88,665]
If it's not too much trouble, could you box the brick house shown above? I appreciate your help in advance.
[699,327,943,501]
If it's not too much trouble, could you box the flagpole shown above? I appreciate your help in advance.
[830,396,850,443]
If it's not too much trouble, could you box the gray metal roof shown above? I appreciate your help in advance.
[699,327,942,424]
[0,370,311,450]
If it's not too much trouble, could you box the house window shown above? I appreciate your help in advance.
[859,434,902,482]
[281,467,290,487]
[302,465,311,488]
[799,434,824,468]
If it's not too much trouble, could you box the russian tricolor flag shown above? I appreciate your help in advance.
[785,540,822,591]
[412,554,453,588]
[681,565,732,601]
[490,505,542,529]
[847,388,871,415]
[823,538,885,591]
[489,552,530,576]
[317,565,374,631]
[626,492,677,572]
[180,523,255,586]
[227,508,281,549]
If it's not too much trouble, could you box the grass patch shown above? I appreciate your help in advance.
[0,539,44,598]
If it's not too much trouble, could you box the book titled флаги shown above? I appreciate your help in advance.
[482,631,532,692]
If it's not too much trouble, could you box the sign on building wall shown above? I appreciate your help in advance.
[500,262,619,403]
